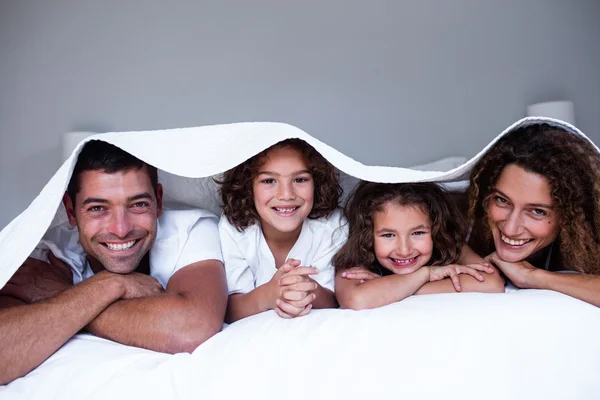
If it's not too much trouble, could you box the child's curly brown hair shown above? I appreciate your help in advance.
[217,139,342,231]
[467,123,600,274]
[333,181,466,272]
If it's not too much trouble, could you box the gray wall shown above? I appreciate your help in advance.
[1,0,599,229]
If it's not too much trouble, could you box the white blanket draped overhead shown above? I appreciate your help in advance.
[1,117,599,400]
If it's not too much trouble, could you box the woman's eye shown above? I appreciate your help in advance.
[531,208,547,217]
[494,196,508,205]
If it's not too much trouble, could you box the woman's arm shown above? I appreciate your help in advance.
[487,252,600,307]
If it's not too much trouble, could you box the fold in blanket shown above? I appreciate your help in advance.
[0,117,592,287]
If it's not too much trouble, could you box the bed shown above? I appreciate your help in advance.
[1,117,599,399]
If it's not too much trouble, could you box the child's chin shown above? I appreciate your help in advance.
[391,265,422,275]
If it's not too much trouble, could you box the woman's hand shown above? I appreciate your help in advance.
[485,252,538,288]
[340,267,380,283]
[427,262,494,292]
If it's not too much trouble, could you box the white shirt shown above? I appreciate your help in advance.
[219,209,348,294]
[30,208,223,288]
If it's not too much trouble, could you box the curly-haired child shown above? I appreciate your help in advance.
[217,139,346,322]
[334,181,502,310]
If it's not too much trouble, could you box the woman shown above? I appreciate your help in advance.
[468,122,600,306]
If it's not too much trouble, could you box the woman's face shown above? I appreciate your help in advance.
[486,164,560,263]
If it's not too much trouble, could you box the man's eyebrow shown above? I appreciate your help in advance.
[81,197,109,206]
[80,193,153,206]
[128,193,153,202]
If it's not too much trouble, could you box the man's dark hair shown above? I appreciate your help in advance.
[66,140,159,203]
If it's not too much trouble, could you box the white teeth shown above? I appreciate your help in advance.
[500,233,529,246]
[392,257,416,264]
[106,240,136,251]
[274,207,297,214]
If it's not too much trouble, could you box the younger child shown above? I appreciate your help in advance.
[334,181,502,310]
[218,139,346,322]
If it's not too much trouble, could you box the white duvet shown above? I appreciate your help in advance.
[1,117,600,399]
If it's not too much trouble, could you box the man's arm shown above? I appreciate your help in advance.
[85,260,227,354]
[0,273,126,385]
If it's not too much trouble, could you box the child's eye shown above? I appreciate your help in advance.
[412,231,427,236]
[261,178,276,184]
[294,176,311,183]
[381,233,395,238]
[531,208,547,217]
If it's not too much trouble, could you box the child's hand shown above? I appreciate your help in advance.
[270,259,318,318]
[340,267,380,283]
[427,263,492,292]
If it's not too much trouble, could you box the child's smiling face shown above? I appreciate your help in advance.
[373,202,433,275]
[252,146,314,238]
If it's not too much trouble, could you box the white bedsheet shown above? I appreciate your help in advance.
[1,117,599,399]
[2,290,599,400]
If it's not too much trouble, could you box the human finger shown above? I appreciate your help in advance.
[282,290,310,302]
[281,267,319,277]
[274,306,293,319]
[464,262,495,274]
[278,274,311,287]
[341,271,378,280]
[296,304,312,317]
[456,265,485,282]
[285,293,316,308]
[445,268,462,292]
[280,281,317,292]
[276,299,305,317]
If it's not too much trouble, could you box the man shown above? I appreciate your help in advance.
[0,140,227,385]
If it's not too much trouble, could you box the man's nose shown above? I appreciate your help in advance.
[107,209,134,238]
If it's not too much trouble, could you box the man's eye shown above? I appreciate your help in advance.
[88,206,104,212]
[132,202,149,208]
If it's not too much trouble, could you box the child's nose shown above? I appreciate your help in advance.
[396,238,412,257]
[276,182,296,201]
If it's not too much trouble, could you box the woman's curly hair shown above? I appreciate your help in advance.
[333,181,466,272]
[467,123,600,274]
[217,139,342,231]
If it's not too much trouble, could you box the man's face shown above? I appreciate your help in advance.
[64,166,163,274]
